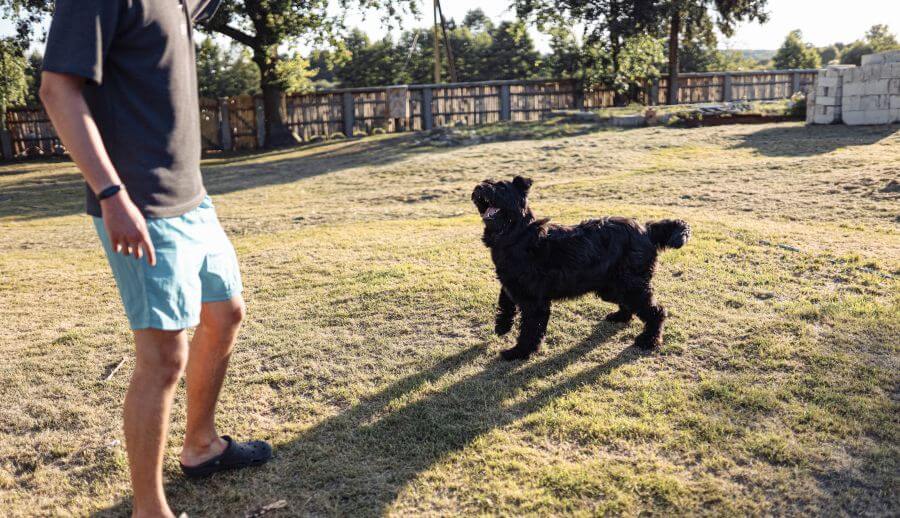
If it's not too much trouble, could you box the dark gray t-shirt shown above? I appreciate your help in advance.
[43,0,221,218]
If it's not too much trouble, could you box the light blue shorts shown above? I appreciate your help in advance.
[94,196,243,330]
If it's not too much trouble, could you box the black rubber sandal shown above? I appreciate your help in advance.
[180,436,273,479]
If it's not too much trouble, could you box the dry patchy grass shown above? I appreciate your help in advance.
[0,122,898,516]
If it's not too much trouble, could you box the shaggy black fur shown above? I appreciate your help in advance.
[472,176,690,361]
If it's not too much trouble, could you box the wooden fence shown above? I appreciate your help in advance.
[1,69,818,160]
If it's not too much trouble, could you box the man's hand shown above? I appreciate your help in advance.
[100,190,157,266]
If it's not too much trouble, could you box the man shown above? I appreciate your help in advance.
[39,1,272,516]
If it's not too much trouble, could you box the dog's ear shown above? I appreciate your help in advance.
[513,176,533,195]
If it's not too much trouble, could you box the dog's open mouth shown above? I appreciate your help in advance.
[482,207,500,220]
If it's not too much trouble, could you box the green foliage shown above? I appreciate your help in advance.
[274,54,317,95]
[609,34,665,91]
[0,38,27,113]
[310,13,543,87]
[196,39,261,98]
[24,51,41,105]
[840,24,900,65]
[817,45,841,65]
[679,40,763,72]
[773,30,821,69]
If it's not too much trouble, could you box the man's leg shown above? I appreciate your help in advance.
[126,329,189,518]
[180,296,245,466]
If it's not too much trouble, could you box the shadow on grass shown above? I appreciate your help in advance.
[731,123,899,157]
[95,321,645,516]
[0,121,605,222]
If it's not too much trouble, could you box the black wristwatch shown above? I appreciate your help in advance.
[97,184,123,201]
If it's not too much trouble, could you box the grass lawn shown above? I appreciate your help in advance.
[1,121,898,516]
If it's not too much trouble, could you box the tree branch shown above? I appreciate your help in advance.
[209,24,257,48]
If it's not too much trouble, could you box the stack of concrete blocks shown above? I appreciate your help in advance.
[806,65,854,124]
[841,51,900,125]
[807,50,900,126]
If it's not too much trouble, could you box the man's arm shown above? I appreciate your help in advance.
[40,71,156,265]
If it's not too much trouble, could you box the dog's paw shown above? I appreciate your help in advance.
[604,310,633,323]
[634,333,662,350]
[494,319,514,336]
[500,347,532,361]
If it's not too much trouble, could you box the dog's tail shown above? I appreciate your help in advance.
[646,219,691,250]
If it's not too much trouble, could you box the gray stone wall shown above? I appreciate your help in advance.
[807,50,900,126]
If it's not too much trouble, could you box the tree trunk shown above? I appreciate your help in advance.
[667,9,681,106]
[255,48,297,148]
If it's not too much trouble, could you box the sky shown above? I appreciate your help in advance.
[2,0,898,53]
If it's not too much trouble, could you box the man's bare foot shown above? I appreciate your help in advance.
[179,436,227,467]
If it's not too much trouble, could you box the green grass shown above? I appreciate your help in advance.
[1,121,898,516]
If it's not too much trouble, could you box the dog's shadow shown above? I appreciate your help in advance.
[95,321,646,516]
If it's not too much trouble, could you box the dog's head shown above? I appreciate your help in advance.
[472,176,534,234]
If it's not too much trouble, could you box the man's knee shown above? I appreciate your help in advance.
[201,297,245,334]
[134,329,189,386]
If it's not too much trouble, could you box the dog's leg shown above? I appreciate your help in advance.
[629,290,666,350]
[502,302,550,361]
[604,305,633,323]
[495,289,518,336]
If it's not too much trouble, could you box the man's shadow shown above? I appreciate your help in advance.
[95,321,646,516]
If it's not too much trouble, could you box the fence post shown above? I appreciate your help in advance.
[0,129,11,160]
[500,84,512,121]
[421,88,434,130]
[723,74,733,102]
[791,71,801,95]
[342,92,355,137]
[649,79,660,106]
[572,80,585,110]
[218,98,233,151]
[254,97,266,148]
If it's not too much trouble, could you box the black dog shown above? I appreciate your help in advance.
[472,176,690,360]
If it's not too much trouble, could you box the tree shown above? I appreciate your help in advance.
[0,38,28,136]
[0,0,417,147]
[196,39,261,98]
[658,0,768,104]
[865,24,899,52]
[483,21,542,80]
[24,51,41,105]
[515,0,767,104]
[840,24,899,65]
[514,0,661,103]
[200,0,417,145]
[773,30,821,69]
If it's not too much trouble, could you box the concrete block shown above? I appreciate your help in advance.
[817,96,839,106]
[813,113,834,125]
[843,95,861,111]
[863,64,885,81]
[863,110,892,124]
[889,79,900,94]
[891,108,900,122]
[818,76,839,88]
[843,81,864,96]
[865,79,890,95]
[842,110,866,125]
[891,95,900,110]
[880,50,900,63]
[859,95,886,110]
[882,63,900,79]
[862,53,885,66]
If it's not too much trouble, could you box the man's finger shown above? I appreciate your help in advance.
[143,238,157,267]
[130,240,142,260]
[113,240,124,255]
